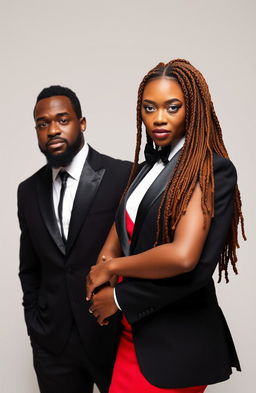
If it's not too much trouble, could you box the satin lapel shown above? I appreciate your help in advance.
[115,163,152,256]
[130,150,181,250]
[37,166,66,255]
[66,159,105,255]
[115,199,130,256]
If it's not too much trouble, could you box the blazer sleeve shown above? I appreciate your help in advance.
[18,183,41,315]
[115,156,237,324]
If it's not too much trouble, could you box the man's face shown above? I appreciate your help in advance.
[34,95,86,167]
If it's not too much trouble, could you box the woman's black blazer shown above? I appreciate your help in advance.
[115,153,241,389]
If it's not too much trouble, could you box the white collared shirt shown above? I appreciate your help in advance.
[126,137,185,223]
[52,142,89,240]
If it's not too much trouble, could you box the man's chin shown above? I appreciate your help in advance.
[46,152,74,168]
[39,133,84,168]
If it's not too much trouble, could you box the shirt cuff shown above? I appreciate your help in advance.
[113,288,122,310]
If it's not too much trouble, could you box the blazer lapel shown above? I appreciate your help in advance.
[115,163,152,256]
[37,166,66,255]
[66,151,105,254]
[130,150,181,250]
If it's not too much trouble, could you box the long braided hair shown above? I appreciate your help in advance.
[126,59,246,282]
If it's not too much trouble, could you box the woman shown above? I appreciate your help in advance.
[86,59,245,392]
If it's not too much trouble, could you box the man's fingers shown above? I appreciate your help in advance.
[88,305,100,319]
[97,316,109,326]
[93,311,99,318]
[89,301,108,325]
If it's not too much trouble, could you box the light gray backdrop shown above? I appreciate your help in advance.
[0,1,255,392]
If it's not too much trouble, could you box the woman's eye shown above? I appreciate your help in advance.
[144,105,156,113]
[168,105,180,113]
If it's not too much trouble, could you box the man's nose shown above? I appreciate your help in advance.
[48,121,61,137]
[153,109,167,125]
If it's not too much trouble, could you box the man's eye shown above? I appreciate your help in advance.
[144,105,156,113]
[36,122,47,129]
[59,118,69,124]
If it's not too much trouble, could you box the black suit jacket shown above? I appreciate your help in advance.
[18,146,131,369]
[115,153,241,388]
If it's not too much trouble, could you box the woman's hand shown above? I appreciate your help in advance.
[88,286,118,326]
[86,256,114,300]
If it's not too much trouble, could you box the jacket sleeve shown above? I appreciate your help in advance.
[115,157,237,324]
[18,183,41,319]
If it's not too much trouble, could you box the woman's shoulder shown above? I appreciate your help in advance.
[213,153,237,178]
[212,153,237,189]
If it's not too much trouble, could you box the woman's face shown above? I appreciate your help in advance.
[141,77,186,147]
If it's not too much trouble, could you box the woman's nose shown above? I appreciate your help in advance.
[153,109,167,125]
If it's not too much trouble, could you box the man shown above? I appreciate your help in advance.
[18,85,131,393]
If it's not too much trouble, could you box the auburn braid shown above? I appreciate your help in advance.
[127,59,246,282]
[123,63,165,194]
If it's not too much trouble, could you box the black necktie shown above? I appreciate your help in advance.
[58,170,69,244]
[144,143,171,165]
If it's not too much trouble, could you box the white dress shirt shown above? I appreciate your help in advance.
[126,137,185,223]
[114,137,185,310]
[52,142,89,240]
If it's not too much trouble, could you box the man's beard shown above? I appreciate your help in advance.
[39,132,84,168]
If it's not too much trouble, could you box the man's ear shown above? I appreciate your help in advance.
[80,117,86,132]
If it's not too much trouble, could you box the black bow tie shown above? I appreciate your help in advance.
[144,143,171,165]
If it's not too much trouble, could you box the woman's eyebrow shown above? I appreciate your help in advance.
[142,98,183,104]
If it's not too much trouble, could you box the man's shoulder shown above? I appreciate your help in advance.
[18,165,48,192]
[88,146,132,171]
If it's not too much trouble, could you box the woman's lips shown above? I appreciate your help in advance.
[152,129,171,139]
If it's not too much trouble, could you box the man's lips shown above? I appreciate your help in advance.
[46,139,67,149]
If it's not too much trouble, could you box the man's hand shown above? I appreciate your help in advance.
[88,286,118,326]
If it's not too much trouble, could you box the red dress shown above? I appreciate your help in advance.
[108,212,207,393]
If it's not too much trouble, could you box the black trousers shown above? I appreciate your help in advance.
[31,323,111,393]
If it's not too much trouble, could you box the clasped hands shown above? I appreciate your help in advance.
[86,256,118,326]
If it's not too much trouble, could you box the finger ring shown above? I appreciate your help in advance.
[89,308,93,314]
